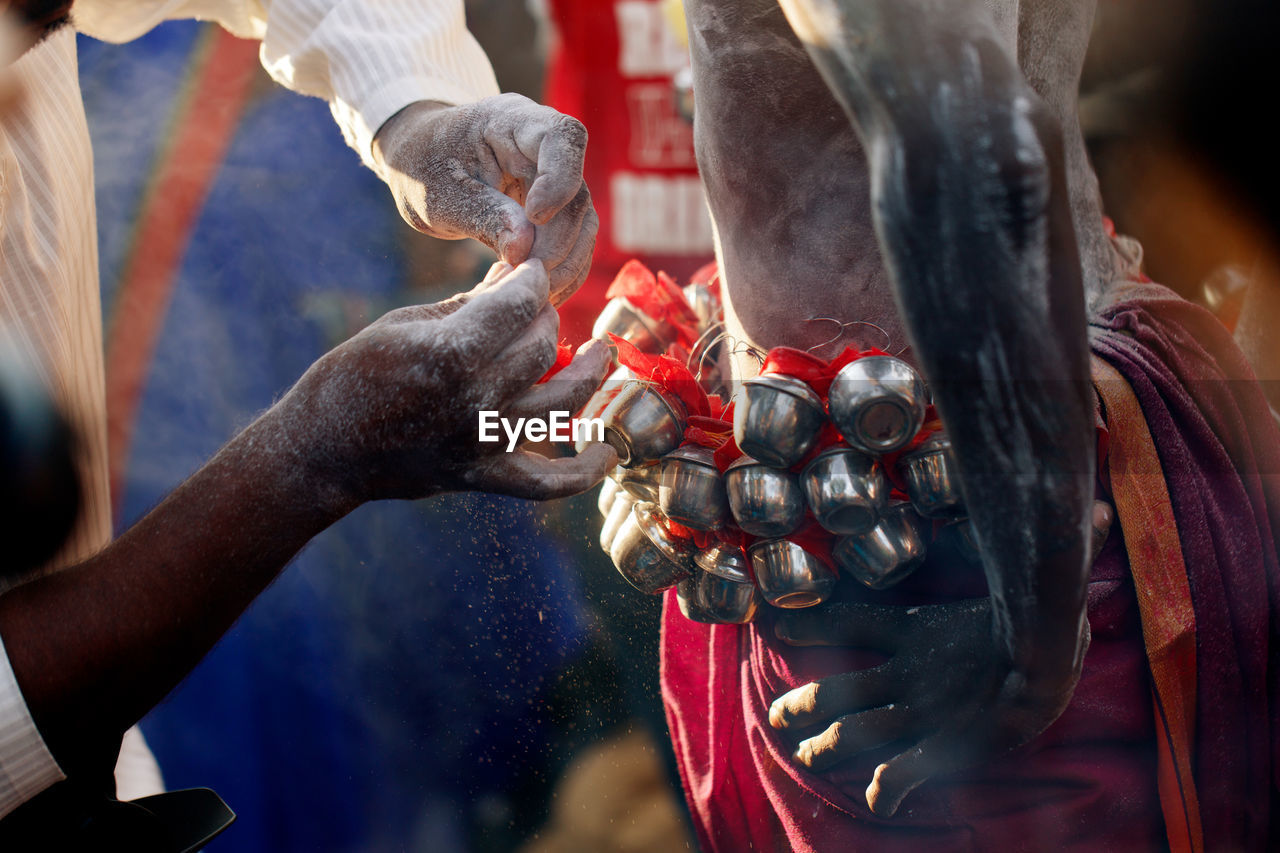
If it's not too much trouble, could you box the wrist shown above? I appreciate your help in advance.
[232,405,363,529]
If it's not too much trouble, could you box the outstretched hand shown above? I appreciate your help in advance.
[768,500,1114,817]
[272,260,615,512]
[373,94,598,303]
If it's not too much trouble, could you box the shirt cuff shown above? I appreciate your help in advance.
[0,635,65,819]
[331,74,495,179]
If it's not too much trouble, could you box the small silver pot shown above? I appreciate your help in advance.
[939,518,982,564]
[617,463,662,503]
[832,503,928,590]
[682,283,720,331]
[694,569,760,624]
[609,502,694,594]
[676,576,718,623]
[827,356,927,454]
[659,446,728,530]
[597,476,623,517]
[694,541,748,580]
[601,381,687,467]
[579,367,635,452]
[748,539,837,609]
[690,543,760,623]
[599,492,636,554]
[898,433,965,519]
[732,374,827,468]
[800,448,887,535]
[724,457,806,538]
[592,297,675,354]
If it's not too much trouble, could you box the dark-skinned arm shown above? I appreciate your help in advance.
[775,0,1096,815]
[0,262,615,780]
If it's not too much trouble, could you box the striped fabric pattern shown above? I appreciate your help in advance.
[1,0,497,818]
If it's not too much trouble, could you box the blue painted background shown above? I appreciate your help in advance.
[78,23,596,852]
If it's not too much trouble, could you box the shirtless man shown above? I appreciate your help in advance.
[661,1,1278,849]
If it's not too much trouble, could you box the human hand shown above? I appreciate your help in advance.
[271,260,615,512]
[768,499,1115,817]
[372,94,597,303]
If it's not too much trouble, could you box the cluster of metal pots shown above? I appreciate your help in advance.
[589,289,972,623]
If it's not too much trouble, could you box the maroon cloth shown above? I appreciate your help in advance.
[661,280,1280,851]
[1090,280,1280,850]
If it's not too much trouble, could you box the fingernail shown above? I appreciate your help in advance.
[793,741,813,767]
[576,338,604,356]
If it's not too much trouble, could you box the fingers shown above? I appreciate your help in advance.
[864,720,990,818]
[863,674,1026,817]
[469,304,561,411]
[451,260,551,358]
[468,441,618,501]
[793,707,914,773]
[769,666,897,733]
[501,339,612,423]
[772,602,904,650]
[519,112,589,223]
[545,192,599,304]
[529,182,595,280]
[446,177,538,264]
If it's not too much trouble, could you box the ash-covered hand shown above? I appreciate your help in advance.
[372,94,597,303]
[768,500,1115,818]
[272,260,615,511]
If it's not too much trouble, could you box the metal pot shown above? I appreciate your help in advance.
[601,381,687,467]
[828,356,927,454]
[597,476,623,517]
[833,502,928,590]
[599,492,637,554]
[682,282,720,331]
[898,433,965,519]
[609,501,694,594]
[592,297,676,354]
[659,446,728,530]
[800,448,887,535]
[694,570,760,624]
[617,462,662,503]
[732,374,826,468]
[724,457,806,538]
[748,539,837,609]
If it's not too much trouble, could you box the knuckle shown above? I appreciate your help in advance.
[795,682,822,715]
[530,336,558,375]
[824,720,846,753]
[552,113,588,149]
[378,305,419,325]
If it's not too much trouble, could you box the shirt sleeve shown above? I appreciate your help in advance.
[71,0,502,173]
[0,635,64,820]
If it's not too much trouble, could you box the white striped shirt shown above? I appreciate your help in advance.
[0,0,498,818]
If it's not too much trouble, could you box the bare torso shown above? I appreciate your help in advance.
[686,0,1112,370]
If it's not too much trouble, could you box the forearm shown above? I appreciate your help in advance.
[780,0,1095,680]
[0,406,351,768]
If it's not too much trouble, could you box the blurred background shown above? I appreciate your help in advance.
[73,0,1278,850]
[82,1,706,850]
